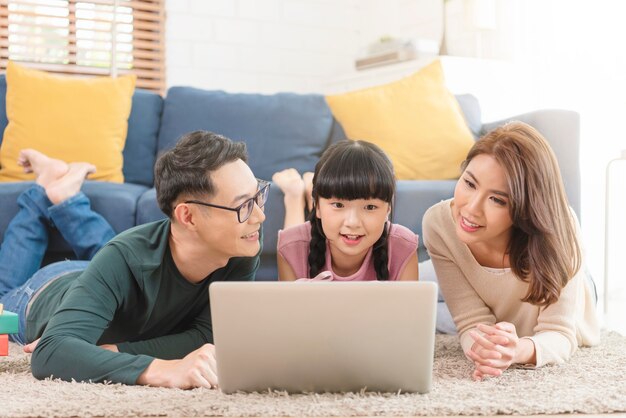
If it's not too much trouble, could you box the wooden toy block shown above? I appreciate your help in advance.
[0,334,8,356]
[0,309,19,334]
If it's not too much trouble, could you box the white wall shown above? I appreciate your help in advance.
[503,0,626,321]
[165,0,441,93]
[357,0,441,52]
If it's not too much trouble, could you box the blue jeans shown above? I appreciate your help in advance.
[0,185,115,343]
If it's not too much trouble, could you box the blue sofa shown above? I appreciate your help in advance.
[0,75,581,280]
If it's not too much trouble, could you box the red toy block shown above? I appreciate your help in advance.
[0,334,8,356]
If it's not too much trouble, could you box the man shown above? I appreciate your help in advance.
[0,131,267,388]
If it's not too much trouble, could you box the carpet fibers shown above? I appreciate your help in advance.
[1,332,625,417]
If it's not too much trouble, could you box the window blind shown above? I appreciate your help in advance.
[0,0,165,93]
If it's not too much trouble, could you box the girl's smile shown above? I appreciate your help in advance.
[340,233,365,245]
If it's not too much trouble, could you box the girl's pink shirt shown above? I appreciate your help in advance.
[277,221,418,281]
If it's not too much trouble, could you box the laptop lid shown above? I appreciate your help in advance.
[210,281,437,394]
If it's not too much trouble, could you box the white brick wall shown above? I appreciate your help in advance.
[165,0,441,93]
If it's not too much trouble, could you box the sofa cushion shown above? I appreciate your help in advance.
[0,62,136,183]
[0,76,7,148]
[0,75,161,187]
[0,181,148,254]
[325,60,475,180]
[157,88,335,181]
[328,94,482,145]
[123,90,163,186]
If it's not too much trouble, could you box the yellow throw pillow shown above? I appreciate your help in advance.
[325,59,474,180]
[0,61,136,183]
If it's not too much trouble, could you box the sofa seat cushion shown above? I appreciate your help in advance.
[0,62,136,183]
[0,181,148,255]
[157,88,335,180]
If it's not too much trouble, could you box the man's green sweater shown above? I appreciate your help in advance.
[29,219,259,384]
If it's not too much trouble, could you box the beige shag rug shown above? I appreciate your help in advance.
[1,332,626,417]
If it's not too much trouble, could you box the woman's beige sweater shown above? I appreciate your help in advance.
[423,199,600,367]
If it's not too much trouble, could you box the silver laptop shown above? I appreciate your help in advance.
[210,281,437,394]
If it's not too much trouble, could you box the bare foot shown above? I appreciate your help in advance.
[23,338,40,353]
[303,171,314,212]
[272,168,307,229]
[46,162,96,205]
[272,168,306,199]
[18,149,69,188]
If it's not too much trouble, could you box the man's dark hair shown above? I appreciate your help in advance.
[154,130,248,218]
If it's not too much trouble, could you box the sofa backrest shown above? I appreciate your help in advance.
[0,76,8,146]
[0,74,480,187]
[123,89,163,186]
[157,87,335,181]
[0,75,163,187]
[455,94,482,139]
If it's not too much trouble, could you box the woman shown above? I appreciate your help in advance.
[422,121,599,380]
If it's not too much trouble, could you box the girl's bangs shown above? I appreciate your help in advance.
[315,154,394,202]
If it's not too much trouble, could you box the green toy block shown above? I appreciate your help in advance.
[0,334,8,356]
[0,310,19,334]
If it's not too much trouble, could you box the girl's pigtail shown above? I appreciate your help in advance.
[372,223,390,280]
[308,207,327,277]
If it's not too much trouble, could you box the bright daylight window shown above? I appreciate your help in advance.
[0,0,165,93]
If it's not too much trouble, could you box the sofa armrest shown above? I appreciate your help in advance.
[481,109,581,218]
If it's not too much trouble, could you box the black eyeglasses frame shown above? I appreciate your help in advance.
[184,179,270,223]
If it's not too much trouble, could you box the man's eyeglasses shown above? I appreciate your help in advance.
[185,180,270,223]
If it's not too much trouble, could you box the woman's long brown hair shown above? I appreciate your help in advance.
[462,122,581,306]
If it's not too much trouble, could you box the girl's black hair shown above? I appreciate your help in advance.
[308,140,395,280]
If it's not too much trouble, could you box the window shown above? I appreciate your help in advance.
[0,0,165,93]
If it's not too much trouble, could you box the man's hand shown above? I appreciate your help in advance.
[136,343,218,389]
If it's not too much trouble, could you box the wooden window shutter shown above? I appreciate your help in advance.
[0,0,165,93]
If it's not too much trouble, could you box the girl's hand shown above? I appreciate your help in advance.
[295,271,333,282]
[467,322,519,380]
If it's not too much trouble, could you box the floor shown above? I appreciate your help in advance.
[232,415,626,418]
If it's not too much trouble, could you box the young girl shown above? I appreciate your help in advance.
[422,121,600,380]
[273,140,419,281]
